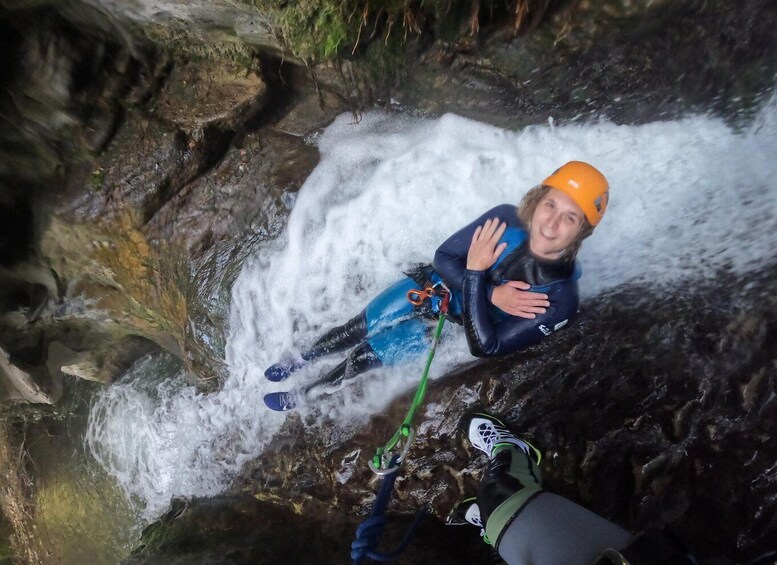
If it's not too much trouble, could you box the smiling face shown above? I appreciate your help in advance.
[528,188,585,259]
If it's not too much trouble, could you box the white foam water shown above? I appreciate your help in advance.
[86,95,777,521]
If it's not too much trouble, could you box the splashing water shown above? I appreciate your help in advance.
[86,97,777,521]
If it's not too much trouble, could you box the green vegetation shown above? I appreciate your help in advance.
[0,514,13,563]
[90,167,105,191]
[142,24,259,71]
[137,0,563,78]
[247,0,544,62]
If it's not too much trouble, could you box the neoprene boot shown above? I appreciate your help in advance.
[459,413,542,527]
[448,497,483,528]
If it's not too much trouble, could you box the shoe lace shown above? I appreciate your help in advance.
[478,421,540,464]
[478,421,509,453]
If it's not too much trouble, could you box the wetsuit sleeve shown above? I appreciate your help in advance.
[462,270,577,357]
[433,204,517,294]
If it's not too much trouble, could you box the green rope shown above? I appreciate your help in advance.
[371,306,447,470]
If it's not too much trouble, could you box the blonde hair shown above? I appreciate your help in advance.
[517,185,594,260]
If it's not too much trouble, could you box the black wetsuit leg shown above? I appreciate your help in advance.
[303,341,382,393]
[302,311,369,361]
[478,447,542,528]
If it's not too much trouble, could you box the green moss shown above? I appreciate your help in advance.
[0,543,11,561]
[0,515,13,561]
[138,0,567,75]
[89,167,105,191]
[142,24,259,72]
[247,0,465,62]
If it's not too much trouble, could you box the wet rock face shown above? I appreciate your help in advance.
[392,0,777,128]
[492,273,777,559]
[0,3,334,395]
[2,0,371,396]
[0,5,163,402]
[226,263,777,563]
[124,495,493,565]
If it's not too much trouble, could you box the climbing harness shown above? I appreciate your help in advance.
[350,283,450,564]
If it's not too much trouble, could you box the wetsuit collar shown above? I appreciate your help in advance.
[490,241,575,287]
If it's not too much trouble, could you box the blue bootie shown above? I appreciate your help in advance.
[264,359,305,382]
[263,391,299,411]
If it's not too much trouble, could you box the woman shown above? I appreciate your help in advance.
[264,161,609,411]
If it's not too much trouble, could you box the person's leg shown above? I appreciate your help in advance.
[363,277,422,333]
[301,312,368,361]
[303,341,382,393]
[265,312,368,381]
[265,277,421,382]
[305,275,432,358]
[461,414,634,564]
[478,446,543,545]
[264,340,381,410]
[304,315,432,392]
[459,413,543,545]
[264,340,385,411]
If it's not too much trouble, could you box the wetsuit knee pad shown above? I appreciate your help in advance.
[366,317,430,365]
[315,341,383,388]
[305,312,368,359]
[364,277,419,332]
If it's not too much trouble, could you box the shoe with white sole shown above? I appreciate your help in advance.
[263,390,300,411]
[459,412,541,464]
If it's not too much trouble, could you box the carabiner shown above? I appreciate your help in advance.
[368,427,416,475]
[407,285,435,306]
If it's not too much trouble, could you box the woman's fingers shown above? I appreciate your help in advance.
[467,218,507,270]
[486,218,504,239]
[522,306,549,314]
[474,218,506,244]
[505,280,531,291]
[514,294,550,307]
[512,311,537,319]
[492,241,507,261]
[491,221,507,245]
[471,225,483,245]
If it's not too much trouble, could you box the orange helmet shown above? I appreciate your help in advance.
[542,161,609,226]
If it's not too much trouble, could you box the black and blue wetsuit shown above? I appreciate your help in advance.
[291,204,580,391]
[433,203,580,358]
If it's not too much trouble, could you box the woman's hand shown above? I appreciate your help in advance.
[467,218,508,271]
[491,281,549,319]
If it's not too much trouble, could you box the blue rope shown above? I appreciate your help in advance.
[351,456,427,564]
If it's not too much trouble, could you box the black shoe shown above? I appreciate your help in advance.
[446,497,483,528]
